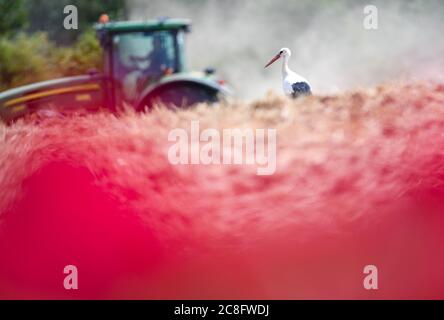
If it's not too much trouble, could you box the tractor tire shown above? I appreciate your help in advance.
[137,82,220,111]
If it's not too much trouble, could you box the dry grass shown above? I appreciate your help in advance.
[1,82,444,298]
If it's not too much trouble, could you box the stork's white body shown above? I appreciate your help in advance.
[282,69,310,96]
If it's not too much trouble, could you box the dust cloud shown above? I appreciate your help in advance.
[127,0,444,99]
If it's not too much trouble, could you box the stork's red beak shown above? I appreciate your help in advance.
[264,53,281,68]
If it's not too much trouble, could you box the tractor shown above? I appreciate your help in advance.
[0,17,230,122]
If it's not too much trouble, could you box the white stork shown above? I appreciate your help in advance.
[264,48,312,98]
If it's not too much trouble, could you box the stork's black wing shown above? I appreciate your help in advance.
[291,82,312,98]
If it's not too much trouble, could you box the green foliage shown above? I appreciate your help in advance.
[0,0,117,91]
[0,33,55,91]
[53,30,102,76]
[0,31,102,92]
[0,0,27,36]
[25,0,126,45]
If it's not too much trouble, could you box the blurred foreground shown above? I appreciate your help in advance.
[1,83,444,299]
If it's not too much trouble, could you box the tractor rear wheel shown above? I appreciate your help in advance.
[137,82,220,111]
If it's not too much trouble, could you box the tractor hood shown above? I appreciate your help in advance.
[0,74,104,105]
[0,74,106,122]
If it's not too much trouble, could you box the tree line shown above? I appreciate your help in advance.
[0,0,126,91]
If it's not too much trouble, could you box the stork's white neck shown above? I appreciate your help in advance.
[282,55,291,77]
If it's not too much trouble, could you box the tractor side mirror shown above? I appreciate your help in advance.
[204,67,215,76]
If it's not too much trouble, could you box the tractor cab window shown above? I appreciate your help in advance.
[112,31,177,103]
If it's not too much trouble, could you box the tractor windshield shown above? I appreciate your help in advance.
[112,30,178,102]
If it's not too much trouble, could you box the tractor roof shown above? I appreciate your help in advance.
[94,18,191,33]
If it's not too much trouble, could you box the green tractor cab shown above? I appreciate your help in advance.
[0,18,230,122]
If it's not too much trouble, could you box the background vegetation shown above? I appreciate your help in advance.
[0,0,126,91]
